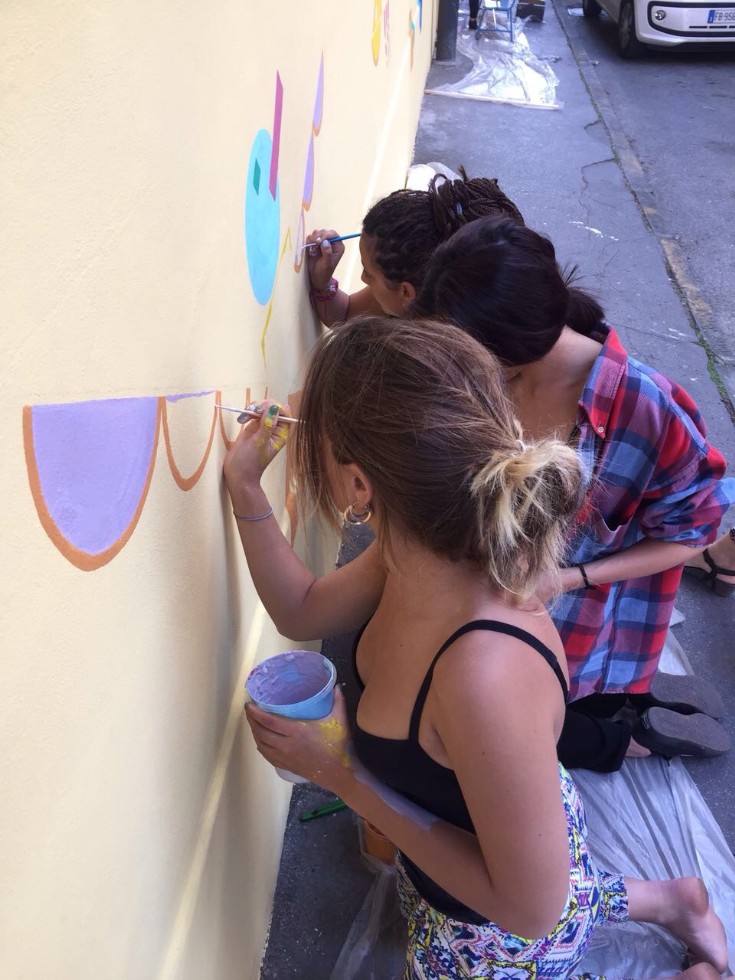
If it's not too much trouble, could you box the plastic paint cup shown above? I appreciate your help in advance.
[245,650,337,783]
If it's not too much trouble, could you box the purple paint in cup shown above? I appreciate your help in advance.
[246,650,337,782]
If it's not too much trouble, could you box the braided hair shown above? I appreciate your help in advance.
[361,168,524,289]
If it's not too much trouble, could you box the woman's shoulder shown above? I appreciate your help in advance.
[589,333,709,456]
[430,605,568,697]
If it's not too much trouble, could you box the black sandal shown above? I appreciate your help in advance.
[632,707,731,759]
[683,546,735,598]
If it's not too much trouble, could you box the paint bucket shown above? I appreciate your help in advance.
[361,819,396,865]
[246,650,337,782]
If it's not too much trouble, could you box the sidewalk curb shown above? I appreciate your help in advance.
[553,0,735,419]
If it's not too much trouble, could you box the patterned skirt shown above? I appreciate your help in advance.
[397,764,628,980]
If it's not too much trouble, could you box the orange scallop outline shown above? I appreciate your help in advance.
[161,395,217,490]
[217,389,255,450]
[22,401,162,572]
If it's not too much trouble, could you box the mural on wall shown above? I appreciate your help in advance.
[22,392,256,571]
[409,0,424,67]
[292,55,325,272]
[244,75,282,306]
[23,1,426,573]
[23,53,330,572]
[374,0,422,67]
[245,59,326,359]
[23,399,161,571]
[372,0,383,63]
[384,1,392,62]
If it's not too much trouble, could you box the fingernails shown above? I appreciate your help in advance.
[264,404,279,430]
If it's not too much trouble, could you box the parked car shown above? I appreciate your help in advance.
[582,0,735,57]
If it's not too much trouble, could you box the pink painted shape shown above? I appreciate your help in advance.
[166,390,215,402]
[313,56,324,134]
[269,73,283,201]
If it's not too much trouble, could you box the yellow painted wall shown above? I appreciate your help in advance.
[0,2,433,978]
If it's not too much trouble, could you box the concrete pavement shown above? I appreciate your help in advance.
[260,4,735,975]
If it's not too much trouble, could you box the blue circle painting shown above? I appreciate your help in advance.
[245,128,281,305]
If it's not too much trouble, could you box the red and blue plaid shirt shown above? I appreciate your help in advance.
[553,326,734,699]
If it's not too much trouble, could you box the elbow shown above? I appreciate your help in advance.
[270,616,321,644]
[483,878,569,941]
[489,902,568,943]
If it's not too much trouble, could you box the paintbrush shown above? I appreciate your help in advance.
[218,405,301,425]
[300,232,361,252]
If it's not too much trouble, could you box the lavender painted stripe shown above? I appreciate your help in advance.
[165,391,214,402]
[31,398,159,555]
[313,56,324,132]
[302,135,315,208]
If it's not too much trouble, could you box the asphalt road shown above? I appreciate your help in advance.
[557,3,735,405]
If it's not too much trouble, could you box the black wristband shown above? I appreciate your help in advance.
[576,563,594,589]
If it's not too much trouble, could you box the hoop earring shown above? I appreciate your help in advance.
[343,502,373,526]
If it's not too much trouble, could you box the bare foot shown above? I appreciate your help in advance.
[658,878,728,974]
[668,965,722,980]
[625,737,651,759]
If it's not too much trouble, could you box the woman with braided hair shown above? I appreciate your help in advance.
[305,170,524,328]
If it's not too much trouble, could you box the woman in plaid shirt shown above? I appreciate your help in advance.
[418,216,735,772]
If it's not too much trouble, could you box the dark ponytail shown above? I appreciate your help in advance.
[417,216,605,366]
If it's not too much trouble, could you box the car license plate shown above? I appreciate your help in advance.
[708,7,735,21]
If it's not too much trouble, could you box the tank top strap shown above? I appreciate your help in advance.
[408,619,569,742]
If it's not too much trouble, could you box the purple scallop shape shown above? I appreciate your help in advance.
[303,136,315,208]
[31,398,159,555]
[313,56,324,132]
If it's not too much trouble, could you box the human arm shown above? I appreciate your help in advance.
[305,228,383,327]
[546,374,735,599]
[223,403,385,639]
[557,538,698,593]
[247,632,571,938]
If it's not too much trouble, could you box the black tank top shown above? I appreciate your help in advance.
[351,619,568,924]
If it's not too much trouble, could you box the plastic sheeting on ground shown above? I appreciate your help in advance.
[330,627,735,979]
[425,28,561,109]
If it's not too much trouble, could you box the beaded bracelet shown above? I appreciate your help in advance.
[311,277,339,302]
[233,507,273,523]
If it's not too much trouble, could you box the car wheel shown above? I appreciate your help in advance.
[617,0,645,57]
[582,0,602,18]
